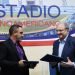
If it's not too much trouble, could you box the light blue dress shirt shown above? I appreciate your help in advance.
[58,35,68,70]
[58,40,65,57]
[58,35,68,57]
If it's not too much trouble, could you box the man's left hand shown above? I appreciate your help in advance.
[60,57,74,67]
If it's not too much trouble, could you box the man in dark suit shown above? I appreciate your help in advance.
[51,22,75,75]
[0,25,29,75]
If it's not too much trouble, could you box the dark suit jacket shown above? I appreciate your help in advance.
[52,36,75,75]
[0,38,29,75]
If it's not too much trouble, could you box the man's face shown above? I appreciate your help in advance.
[15,27,24,41]
[56,23,68,40]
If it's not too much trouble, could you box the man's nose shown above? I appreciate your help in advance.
[22,34,24,37]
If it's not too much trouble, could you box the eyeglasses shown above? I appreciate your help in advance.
[20,32,23,34]
[56,29,66,32]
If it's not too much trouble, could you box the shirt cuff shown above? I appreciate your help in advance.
[72,62,75,68]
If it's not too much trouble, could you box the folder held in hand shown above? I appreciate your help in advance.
[23,61,39,69]
[40,54,63,62]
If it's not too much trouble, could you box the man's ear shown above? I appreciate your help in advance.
[13,30,18,36]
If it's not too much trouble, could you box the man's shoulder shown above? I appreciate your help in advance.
[54,39,59,43]
[69,36,75,43]
[0,41,4,46]
[0,41,7,49]
[67,35,75,41]
[53,39,59,46]
[1,38,11,47]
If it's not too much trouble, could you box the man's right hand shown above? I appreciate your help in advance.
[18,60,25,67]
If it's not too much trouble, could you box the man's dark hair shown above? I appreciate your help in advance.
[9,24,22,36]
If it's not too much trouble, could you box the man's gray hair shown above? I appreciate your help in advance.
[56,22,70,31]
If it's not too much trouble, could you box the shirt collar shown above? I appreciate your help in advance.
[59,34,69,43]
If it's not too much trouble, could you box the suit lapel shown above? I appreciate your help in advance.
[5,39,20,59]
[61,36,70,58]
[56,41,60,56]
[53,40,59,56]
